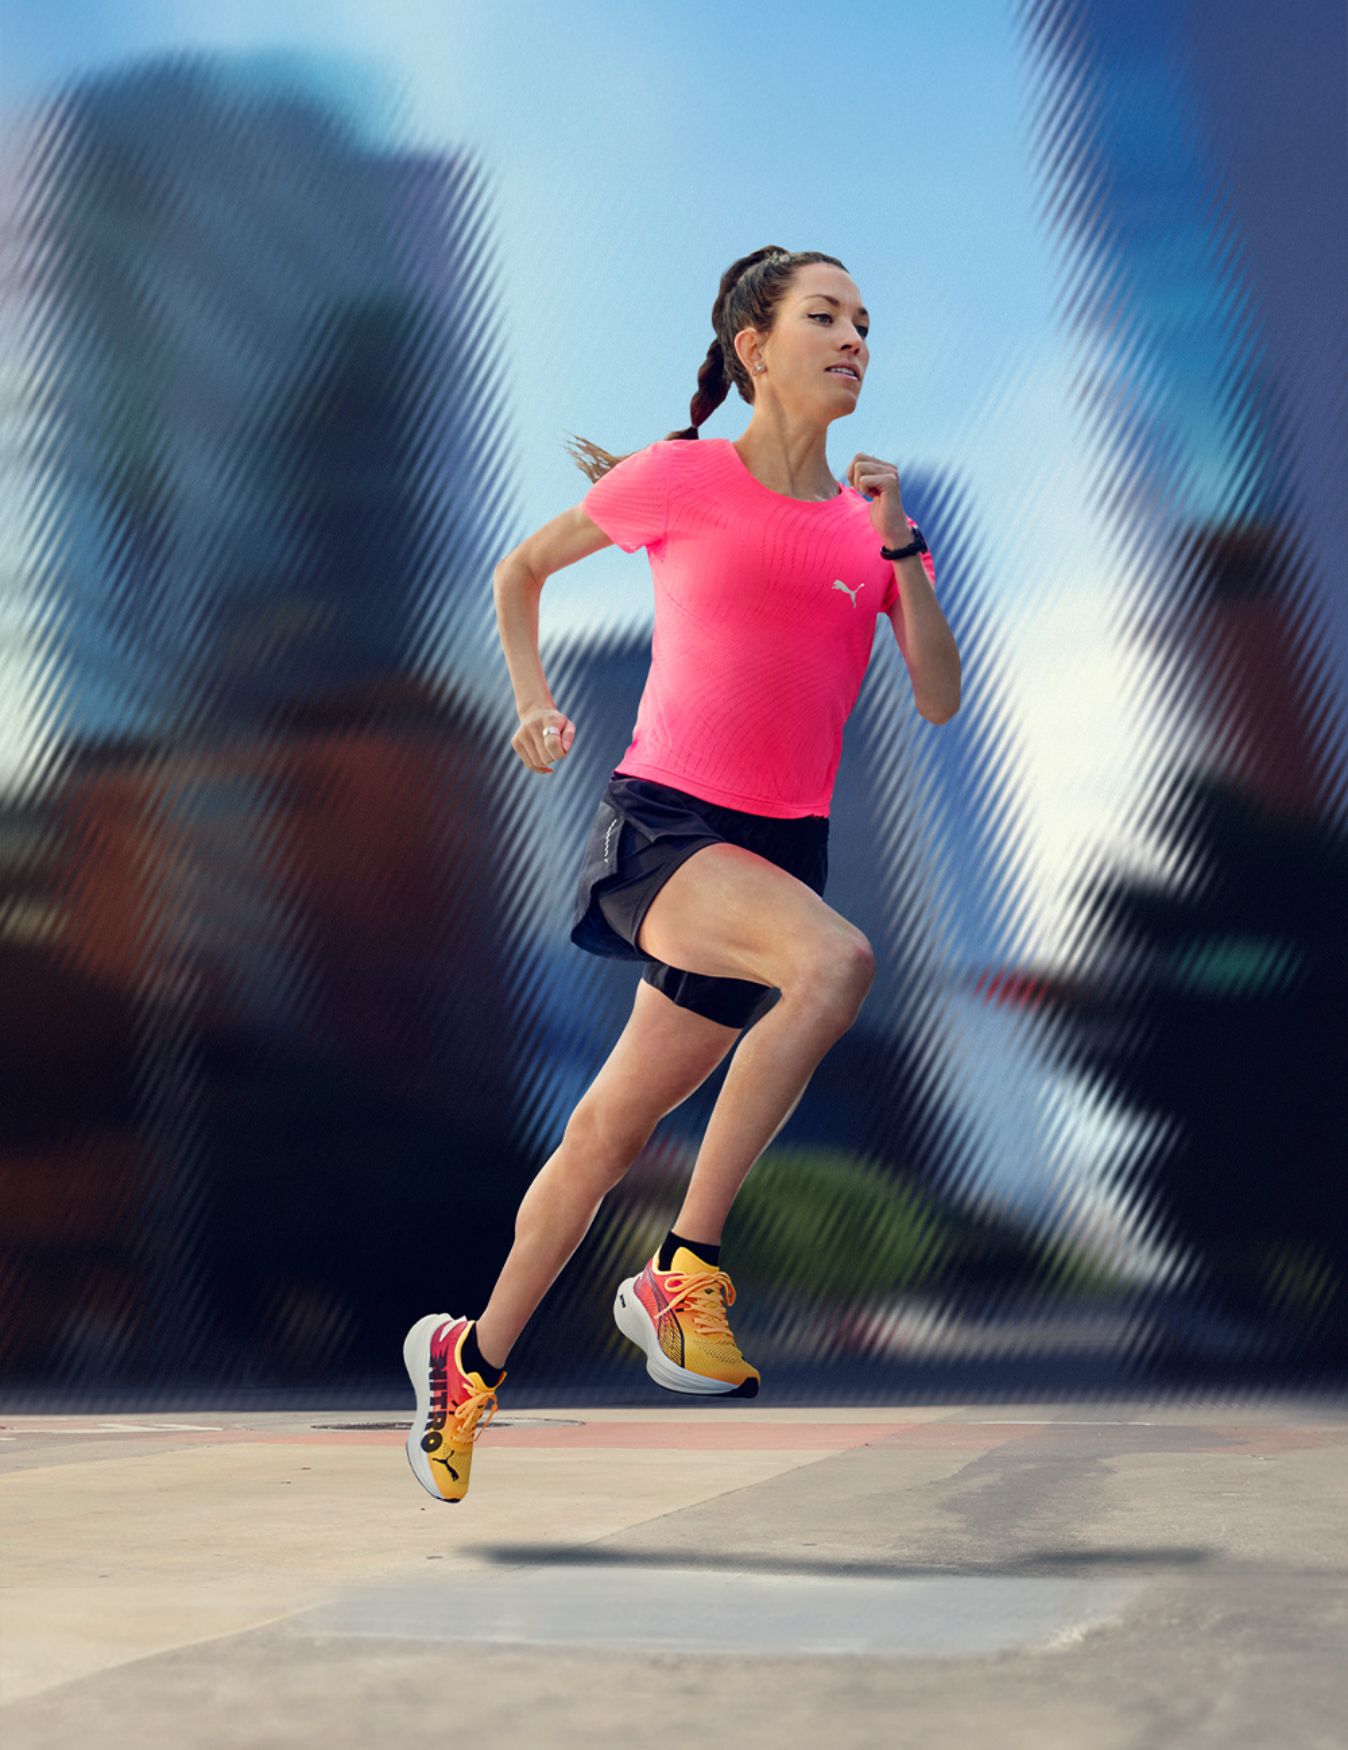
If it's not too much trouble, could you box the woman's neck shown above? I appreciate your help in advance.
[731,426,837,502]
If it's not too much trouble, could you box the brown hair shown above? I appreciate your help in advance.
[563,246,846,484]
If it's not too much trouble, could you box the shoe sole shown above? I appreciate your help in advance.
[403,1311,466,1501]
[612,1277,758,1396]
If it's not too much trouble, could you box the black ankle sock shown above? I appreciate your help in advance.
[460,1320,505,1385]
[658,1228,721,1272]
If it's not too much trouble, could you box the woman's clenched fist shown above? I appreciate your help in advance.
[513,706,576,774]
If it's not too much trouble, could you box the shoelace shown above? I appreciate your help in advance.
[449,1381,500,1443]
[659,1267,738,1341]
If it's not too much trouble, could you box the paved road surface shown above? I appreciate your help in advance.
[3,1399,1345,1747]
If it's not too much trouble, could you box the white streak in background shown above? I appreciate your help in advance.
[0,348,54,801]
[1040,1067,1189,1286]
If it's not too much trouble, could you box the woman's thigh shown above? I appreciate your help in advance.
[634,840,866,990]
[575,977,741,1143]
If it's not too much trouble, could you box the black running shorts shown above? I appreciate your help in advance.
[569,770,830,1031]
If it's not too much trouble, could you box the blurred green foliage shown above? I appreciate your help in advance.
[1260,1241,1339,1316]
[724,1145,954,1300]
[1036,1233,1133,1301]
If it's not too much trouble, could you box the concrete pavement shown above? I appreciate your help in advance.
[2,1398,1345,1746]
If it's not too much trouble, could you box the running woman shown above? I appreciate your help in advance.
[404,246,959,1503]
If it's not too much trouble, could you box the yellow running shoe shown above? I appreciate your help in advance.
[613,1244,760,1396]
[402,1313,505,1502]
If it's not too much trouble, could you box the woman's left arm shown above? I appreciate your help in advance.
[885,554,960,724]
[846,451,961,724]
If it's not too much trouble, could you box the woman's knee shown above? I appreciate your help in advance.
[561,1097,652,1189]
[782,927,876,1025]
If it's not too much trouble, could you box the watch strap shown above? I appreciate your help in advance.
[880,525,928,562]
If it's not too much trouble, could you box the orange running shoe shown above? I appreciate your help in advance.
[402,1313,505,1502]
[613,1244,760,1396]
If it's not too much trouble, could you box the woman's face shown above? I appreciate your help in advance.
[740,265,870,417]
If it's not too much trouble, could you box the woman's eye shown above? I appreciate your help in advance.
[811,312,868,338]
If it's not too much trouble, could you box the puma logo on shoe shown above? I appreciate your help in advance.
[431,1454,461,1480]
[832,578,864,606]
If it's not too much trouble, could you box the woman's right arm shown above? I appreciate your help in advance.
[493,505,613,773]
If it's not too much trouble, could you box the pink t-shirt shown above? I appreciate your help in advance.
[580,436,937,818]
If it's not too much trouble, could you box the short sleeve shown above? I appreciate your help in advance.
[581,440,671,554]
[880,517,937,613]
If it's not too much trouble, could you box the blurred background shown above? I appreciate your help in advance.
[1,0,1344,1408]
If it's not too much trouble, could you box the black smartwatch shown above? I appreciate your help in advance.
[881,526,928,562]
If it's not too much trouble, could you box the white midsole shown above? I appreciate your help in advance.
[612,1276,741,1395]
[403,1310,456,1496]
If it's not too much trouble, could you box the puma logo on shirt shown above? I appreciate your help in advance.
[832,578,864,606]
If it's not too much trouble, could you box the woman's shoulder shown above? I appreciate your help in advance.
[609,436,723,497]
[663,435,732,490]
[645,435,722,464]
